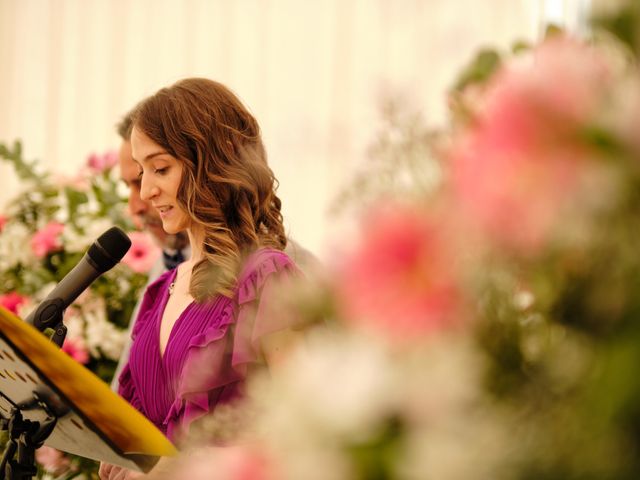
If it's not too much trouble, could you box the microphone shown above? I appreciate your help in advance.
[24,227,132,338]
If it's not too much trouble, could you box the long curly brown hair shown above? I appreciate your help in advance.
[132,78,286,302]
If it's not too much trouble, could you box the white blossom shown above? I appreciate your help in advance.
[83,305,126,360]
[253,330,399,443]
[62,218,113,252]
[0,222,34,269]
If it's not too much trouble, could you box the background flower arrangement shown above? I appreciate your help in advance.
[0,142,159,478]
[160,4,640,480]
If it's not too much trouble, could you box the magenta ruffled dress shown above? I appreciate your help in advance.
[118,248,301,443]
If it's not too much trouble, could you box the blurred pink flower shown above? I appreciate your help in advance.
[53,172,90,191]
[62,336,90,364]
[0,292,28,315]
[450,35,611,254]
[122,231,161,273]
[30,222,65,258]
[170,445,277,480]
[35,446,70,475]
[221,447,274,480]
[87,150,118,173]
[336,205,463,342]
[0,214,7,232]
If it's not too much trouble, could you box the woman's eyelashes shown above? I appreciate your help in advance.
[136,166,168,178]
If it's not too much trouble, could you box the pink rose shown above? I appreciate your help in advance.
[35,446,71,475]
[87,150,118,173]
[450,35,611,254]
[0,292,28,315]
[121,231,161,273]
[0,214,7,233]
[335,204,464,343]
[62,336,90,364]
[30,222,65,258]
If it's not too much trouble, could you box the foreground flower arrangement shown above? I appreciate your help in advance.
[0,146,159,478]
[3,5,640,479]
[160,15,640,480]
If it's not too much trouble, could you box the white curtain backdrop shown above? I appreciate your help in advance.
[0,0,589,257]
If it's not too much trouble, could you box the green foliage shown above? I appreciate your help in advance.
[0,141,154,478]
[453,48,502,92]
[593,0,640,60]
[0,140,46,183]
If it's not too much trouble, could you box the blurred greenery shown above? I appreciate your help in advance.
[0,140,150,478]
[593,1,640,60]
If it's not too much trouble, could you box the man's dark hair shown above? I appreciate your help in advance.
[116,110,134,140]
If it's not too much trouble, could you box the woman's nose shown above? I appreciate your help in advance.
[139,175,159,202]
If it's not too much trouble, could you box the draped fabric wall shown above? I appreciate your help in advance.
[0,0,587,256]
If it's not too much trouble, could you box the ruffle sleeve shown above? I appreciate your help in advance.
[232,249,305,366]
[163,248,304,442]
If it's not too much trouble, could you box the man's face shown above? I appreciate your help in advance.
[119,139,169,245]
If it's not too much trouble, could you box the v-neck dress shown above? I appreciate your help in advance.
[118,248,302,443]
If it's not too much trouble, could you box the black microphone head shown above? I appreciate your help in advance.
[87,227,132,272]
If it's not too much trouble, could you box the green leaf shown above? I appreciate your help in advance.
[592,2,640,60]
[0,139,47,183]
[64,186,89,221]
[452,48,502,92]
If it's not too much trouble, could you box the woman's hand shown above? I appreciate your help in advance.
[99,462,145,480]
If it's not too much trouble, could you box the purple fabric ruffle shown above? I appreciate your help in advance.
[119,248,303,443]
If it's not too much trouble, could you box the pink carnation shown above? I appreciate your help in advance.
[0,292,28,315]
[62,336,90,364]
[30,222,65,258]
[87,150,118,173]
[121,231,161,273]
[335,204,463,343]
[450,35,611,254]
[35,446,71,475]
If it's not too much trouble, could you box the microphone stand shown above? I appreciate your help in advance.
[1,226,132,478]
[28,298,68,348]
[0,301,67,479]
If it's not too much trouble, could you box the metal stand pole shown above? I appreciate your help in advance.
[0,409,57,480]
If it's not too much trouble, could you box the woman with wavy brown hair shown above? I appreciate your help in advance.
[100,78,304,479]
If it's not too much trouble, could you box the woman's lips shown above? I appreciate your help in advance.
[156,206,174,218]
